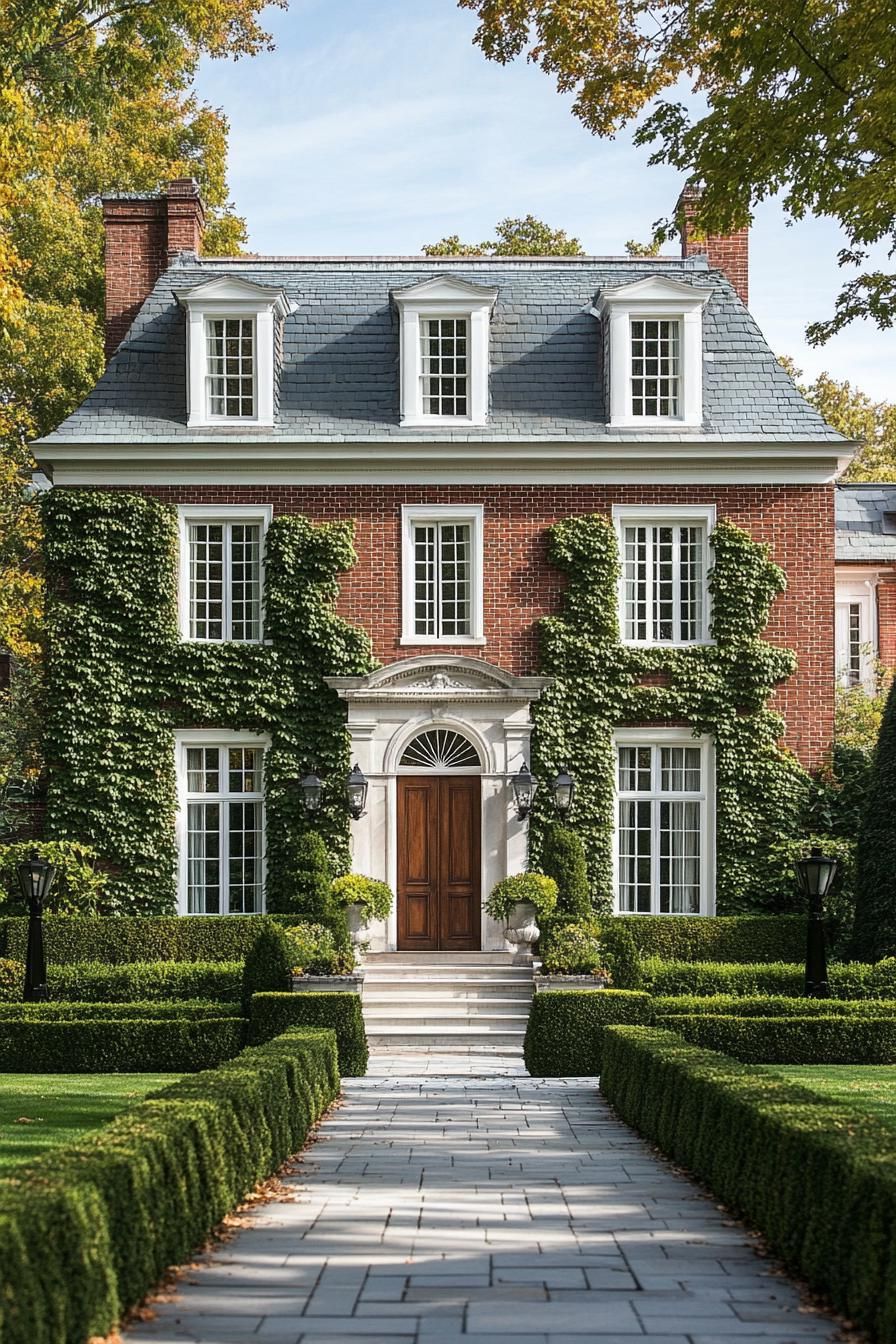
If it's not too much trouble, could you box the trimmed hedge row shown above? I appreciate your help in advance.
[599,1027,896,1341]
[524,990,652,1076]
[639,958,896,999]
[0,913,349,966]
[0,999,241,1021]
[655,994,896,1019]
[48,960,243,1003]
[613,914,806,963]
[249,992,368,1077]
[0,1027,340,1344]
[0,1017,246,1072]
[659,1013,896,1064]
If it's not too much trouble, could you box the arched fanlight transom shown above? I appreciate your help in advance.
[400,729,480,770]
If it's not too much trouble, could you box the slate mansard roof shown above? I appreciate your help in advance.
[836,484,896,562]
[39,254,845,446]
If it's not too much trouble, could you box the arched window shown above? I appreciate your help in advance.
[399,728,480,770]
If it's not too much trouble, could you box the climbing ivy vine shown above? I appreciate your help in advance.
[42,492,374,914]
[528,515,811,915]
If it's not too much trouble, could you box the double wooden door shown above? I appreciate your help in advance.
[397,775,481,951]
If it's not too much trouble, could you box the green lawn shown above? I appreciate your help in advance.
[766,1065,896,1131]
[0,1074,181,1173]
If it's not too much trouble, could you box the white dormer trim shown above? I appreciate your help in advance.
[597,275,713,430]
[393,275,498,429]
[175,277,292,429]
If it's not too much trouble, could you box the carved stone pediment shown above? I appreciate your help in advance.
[326,656,550,705]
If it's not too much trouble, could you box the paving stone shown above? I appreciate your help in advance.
[124,1053,844,1344]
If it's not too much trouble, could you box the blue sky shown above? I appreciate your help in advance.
[196,0,894,399]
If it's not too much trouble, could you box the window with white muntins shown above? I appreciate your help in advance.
[614,732,714,915]
[835,578,876,689]
[401,505,484,645]
[175,276,290,429]
[597,275,712,428]
[613,505,714,645]
[393,276,497,427]
[178,505,271,643]
[176,732,268,915]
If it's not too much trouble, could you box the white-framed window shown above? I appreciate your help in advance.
[597,275,712,428]
[175,730,268,915]
[613,504,715,645]
[177,504,272,643]
[835,577,877,689]
[393,276,497,427]
[174,276,290,429]
[613,730,715,915]
[205,316,255,419]
[401,504,485,645]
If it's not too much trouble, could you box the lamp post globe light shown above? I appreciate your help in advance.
[346,763,368,821]
[17,849,56,1002]
[795,846,838,999]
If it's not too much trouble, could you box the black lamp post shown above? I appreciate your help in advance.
[300,770,323,815]
[511,764,538,821]
[551,767,575,817]
[17,850,55,1002]
[795,846,838,999]
[345,763,368,820]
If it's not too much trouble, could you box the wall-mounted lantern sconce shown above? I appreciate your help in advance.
[346,763,368,821]
[511,764,538,821]
[551,767,575,817]
[300,770,323,815]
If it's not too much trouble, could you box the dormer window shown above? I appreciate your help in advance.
[393,276,498,428]
[598,276,712,429]
[175,276,291,429]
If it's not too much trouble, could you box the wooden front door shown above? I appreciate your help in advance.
[397,776,481,951]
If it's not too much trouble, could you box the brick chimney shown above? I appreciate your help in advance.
[676,184,749,308]
[102,178,205,360]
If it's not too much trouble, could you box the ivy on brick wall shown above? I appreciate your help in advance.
[43,492,374,914]
[528,515,811,915]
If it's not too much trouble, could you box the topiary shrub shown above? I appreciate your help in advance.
[539,920,608,976]
[484,873,558,924]
[249,992,368,1076]
[599,921,642,989]
[0,841,105,916]
[331,874,393,923]
[854,673,896,960]
[241,925,293,1011]
[540,825,591,919]
[284,922,354,976]
[275,831,334,920]
[0,958,22,1001]
[524,989,652,1076]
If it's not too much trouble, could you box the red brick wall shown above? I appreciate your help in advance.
[678,185,749,307]
[877,573,896,667]
[124,483,835,767]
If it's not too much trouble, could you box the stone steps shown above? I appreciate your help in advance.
[361,952,533,1054]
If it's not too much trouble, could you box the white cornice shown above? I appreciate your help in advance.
[174,275,292,319]
[36,437,852,485]
[596,275,713,313]
[391,275,499,308]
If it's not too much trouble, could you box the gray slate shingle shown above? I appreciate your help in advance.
[836,484,896,561]
[38,254,846,445]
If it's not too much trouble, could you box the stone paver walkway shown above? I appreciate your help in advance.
[126,1054,845,1344]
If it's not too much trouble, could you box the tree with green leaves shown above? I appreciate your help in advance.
[460,0,896,342]
[853,673,896,960]
[424,215,584,256]
[780,358,896,480]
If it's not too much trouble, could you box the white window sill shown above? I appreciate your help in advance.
[187,418,274,430]
[621,638,715,649]
[399,635,487,647]
[399,417,487,430]
[610,416,702,430]
[179,635,265,646]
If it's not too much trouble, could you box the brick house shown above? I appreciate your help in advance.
[835,484,896,687]
[32,179,851,949]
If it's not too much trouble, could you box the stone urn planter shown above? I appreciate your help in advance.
[345,901,368,952]
[292,971,365,995]
[504,900,541,965]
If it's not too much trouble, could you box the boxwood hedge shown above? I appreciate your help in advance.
[524,990,652,1076]
[654,994,896,1019]
[0,1017,246,1072]
[0,913,349,966]
[639,958,893,999]
[249,992,368,1077]
[47,960,243,1003]
[613,914,806,963]
[600,1026,896,1341]
[0,999,241,1021]
[0,1026,340,1344]
[659,1013,896,1064]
